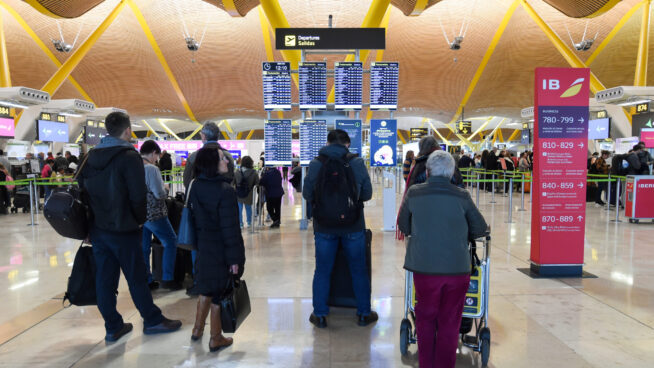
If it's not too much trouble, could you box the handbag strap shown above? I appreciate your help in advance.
[185,179,195,207]
[72,153,90,181]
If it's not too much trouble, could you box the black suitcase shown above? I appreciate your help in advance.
[151,240,193,283]
[328,229,372,308]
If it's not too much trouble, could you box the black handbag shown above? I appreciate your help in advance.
[63,243,97,306]
[44,155,91,240]
[220,276,251,333]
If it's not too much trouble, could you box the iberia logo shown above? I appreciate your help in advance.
[560,78,585,98]
[646,120,652,128]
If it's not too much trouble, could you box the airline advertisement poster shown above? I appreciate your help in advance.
[0,117,15,138]
[335,119,362,156]
[531,67,589,276]
[370,119,397,167]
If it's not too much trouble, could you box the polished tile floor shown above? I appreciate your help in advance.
[1,177,653,367]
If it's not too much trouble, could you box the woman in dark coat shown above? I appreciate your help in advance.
[188,147,245,352]
[259,166,284,228]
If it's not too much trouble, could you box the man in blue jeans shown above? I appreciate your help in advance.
[79,112,182,342]
[303,129,377,328]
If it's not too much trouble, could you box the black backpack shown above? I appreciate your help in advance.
[236,169,250,198]
[312,153,362,227]
[44,155,91,240]
[63,243,97,306]
[610,154,628,175]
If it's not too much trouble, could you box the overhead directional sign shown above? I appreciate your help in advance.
[456,121,472,135]
[410,128,428,141]
[37,120,69,142]
[276,28,385,50]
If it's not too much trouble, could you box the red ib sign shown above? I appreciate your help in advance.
[537,68,590,106]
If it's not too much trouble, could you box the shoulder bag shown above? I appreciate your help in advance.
[177,179,197,251]
[43,155,91,240]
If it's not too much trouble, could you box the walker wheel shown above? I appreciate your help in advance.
[480,327,491,367]
[399,318,411,356]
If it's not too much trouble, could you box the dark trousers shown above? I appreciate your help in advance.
[414,273,470,368]
[266,196,282,224]
[90,227,163,334]
[595,182,606,204]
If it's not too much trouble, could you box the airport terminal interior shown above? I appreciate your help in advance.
[1,0,654,367]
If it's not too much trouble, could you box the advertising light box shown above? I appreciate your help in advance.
[588,118,610,140]
[37,120,69,142]
[0,117,15,138]
[84,126,108,145]
[641,128,654,148]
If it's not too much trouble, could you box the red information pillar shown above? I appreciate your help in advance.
[530,68,590,277]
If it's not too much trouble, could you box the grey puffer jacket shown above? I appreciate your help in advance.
[398,176,488,275]
[234,167,259,205]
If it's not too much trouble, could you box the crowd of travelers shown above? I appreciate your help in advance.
[6,111,651,367]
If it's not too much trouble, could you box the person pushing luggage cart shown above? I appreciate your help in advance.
[397,150,490,368]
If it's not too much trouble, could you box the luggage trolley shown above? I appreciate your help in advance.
[399,235,492,367]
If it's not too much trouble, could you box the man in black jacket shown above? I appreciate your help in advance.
[159,150,173,181]
[78,112,181,342]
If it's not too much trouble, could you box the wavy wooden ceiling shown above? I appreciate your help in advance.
[25,0,104,18]
[543,0,620,18]
[3,0,645,132]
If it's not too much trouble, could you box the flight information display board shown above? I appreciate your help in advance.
[370,62,399,110]
[263,62,292,111]
[299,62,327,110]
[299,120,327,165]
[334,62,363,110]
[264,119,292,166]
[336,119,362,156]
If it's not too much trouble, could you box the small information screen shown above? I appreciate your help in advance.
[370,62,399,110]
[334,62,363,110]
[264,119,292,166]
[299,62,327,110]
[263,62,292,111]
[299,120,327,165]
[336,120,362,156]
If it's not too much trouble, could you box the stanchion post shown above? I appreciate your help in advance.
[476,173,480,207]
[250,186,258,234]
[606,174,611,216]
[27,177,35,226]
[506,177,514,223]
[490,173,496,204]
[611,177,622,223]
[519,172,526,211]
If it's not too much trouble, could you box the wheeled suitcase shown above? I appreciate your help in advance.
[328,229,372,308]
[12,190,31,213]
[151,241,193,283]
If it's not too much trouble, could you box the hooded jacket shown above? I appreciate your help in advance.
[303,144,373,235]
[398,176,488,275]
[78,136,147,233]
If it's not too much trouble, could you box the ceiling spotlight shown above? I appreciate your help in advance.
[52,39,73,53]
[185,37,200,51]
[449,36,464,50]
[574,38,594,51]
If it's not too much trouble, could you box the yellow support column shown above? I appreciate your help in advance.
[586,0,644,65]
[635,0,652,86]
[397,130,407,144]
[41,0,126,96]
[0,1,93,102]
[259,0,301,87]
[507,129,521,141]
[127,0,198,123]
[448,0,520,125]
[0,12,11,88]
[185,125,203,141]
[246,129,255,140]
[327,0,391,103]
[521,0,605,93]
